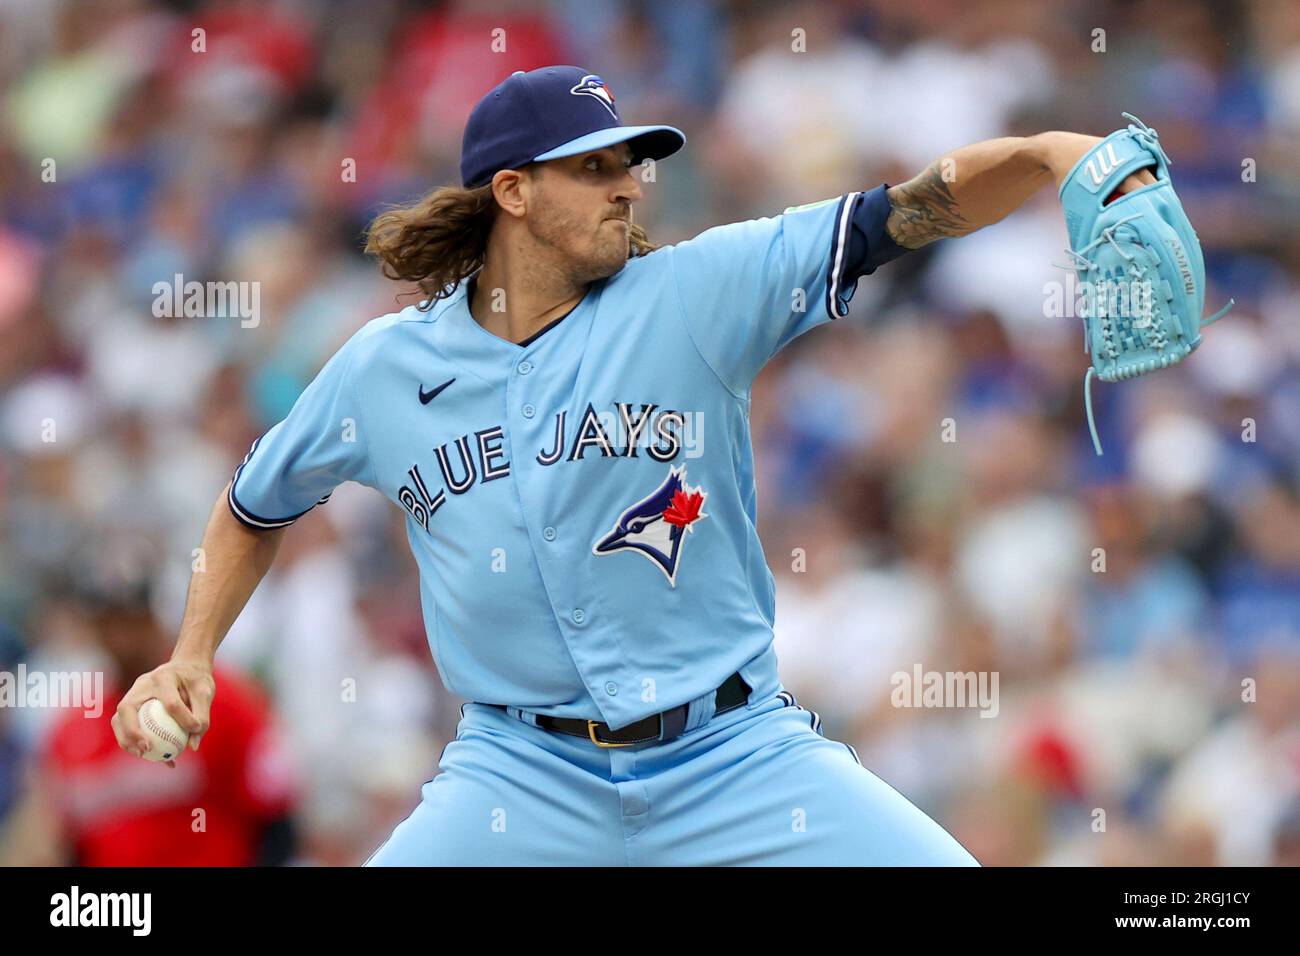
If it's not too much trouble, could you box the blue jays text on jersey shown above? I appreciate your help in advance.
[228,185,908,731]
[393,399,701,535]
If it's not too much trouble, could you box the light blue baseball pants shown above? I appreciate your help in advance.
[365,688,978,866]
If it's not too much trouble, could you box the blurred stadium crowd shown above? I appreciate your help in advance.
[2,0,1299,866]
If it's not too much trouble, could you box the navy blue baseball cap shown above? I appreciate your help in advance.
[460,66,685,189]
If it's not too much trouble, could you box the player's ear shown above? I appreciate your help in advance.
[491,168,529,219]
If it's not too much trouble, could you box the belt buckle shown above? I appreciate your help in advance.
[587,719,636,748]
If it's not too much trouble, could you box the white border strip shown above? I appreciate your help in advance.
[826,191,861,320]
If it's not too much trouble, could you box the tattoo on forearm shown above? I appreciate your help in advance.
[885,163,969,249]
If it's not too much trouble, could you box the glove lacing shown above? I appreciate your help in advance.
[1065,214,1146,457]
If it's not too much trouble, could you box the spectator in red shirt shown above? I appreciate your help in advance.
[41,566,297,866]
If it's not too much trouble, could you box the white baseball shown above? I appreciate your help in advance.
[138,698,188,762]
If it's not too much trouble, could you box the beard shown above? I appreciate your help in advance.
[526,189,630,284]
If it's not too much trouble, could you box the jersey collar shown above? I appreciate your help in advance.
[430,273,602,383]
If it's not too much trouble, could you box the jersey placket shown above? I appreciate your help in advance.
[500,295,636,729]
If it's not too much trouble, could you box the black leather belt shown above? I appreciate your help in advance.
[500,672,751,748]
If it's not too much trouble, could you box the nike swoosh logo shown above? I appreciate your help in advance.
[418,378,455,405]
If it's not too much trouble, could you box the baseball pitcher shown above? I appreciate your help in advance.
[112,66,1220,865]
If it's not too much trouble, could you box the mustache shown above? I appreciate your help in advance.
[604,207,631,222]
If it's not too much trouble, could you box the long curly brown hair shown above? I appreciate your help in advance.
[364,182,657,306]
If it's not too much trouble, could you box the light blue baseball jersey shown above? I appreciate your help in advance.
[229,184,908,731]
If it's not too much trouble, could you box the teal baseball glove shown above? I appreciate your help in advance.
[1058,113,1233,455]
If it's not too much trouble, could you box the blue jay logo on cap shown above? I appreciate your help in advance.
[571,74,618,119]
[593,466,708,587]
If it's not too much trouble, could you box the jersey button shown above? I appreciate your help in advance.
[542,526,557,541]
[522,403,536,418]
[604,681,618,696]
[571,608,586,625]
[517,361,533,375]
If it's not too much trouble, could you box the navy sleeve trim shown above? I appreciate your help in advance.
[824,192,861,320]
[226,437,331,531]
[827,183,910,319]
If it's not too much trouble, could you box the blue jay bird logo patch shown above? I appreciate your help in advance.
[593,466,708,587]
[570,74,618,119]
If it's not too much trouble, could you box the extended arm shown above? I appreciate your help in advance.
[884,131,1155,249]
[173,483,285,665]
[112,483,285,761]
